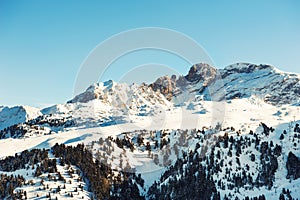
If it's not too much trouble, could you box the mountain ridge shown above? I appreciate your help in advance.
[0,63,300,199]
[69,62,300,107]
[1,62,299,132]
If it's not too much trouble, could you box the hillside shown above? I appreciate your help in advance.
[0,63,299,200]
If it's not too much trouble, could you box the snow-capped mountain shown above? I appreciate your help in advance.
[150,63,300,105]
[0,63,300,200]
[35,62,300,130]
[0,105,41,131]
[68,80,171,115]
[221,63,300,105]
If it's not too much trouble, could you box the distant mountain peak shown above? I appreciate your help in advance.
[185,63,217,83]
[0,105,41,131]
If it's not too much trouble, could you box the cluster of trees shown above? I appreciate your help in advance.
[110,171,144,200]
[26,114,75,128]
[280,124,300,149]
[294,123,300,133]
[0,115,75,139]
[0,174,25,199]
[52,143,111,199]
[0,149,48,172]
[260,122,275,136]
[112,130,171,152]
[101,124,287,198]
[145,123,288,199]
[34,158,57,177]
[0,148,60,199]
[1,122,299,199]
[114,135,135,151]
[147,147,219,199]
[256,141,280,189]
[0,124,27,139]
[0,137,191,199]
[51,143,144,200]
[111,129,201,167]
[286,151,300,180]
[279,188,294,200]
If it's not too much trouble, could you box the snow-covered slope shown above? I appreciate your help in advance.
[220,63,300,105]
[0,63,300,199]
[0,100,299,199]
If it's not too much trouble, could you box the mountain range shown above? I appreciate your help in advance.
[0,63,299,200]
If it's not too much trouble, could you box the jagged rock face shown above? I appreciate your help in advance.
[149,62,300,105]
[185,63,217,84]
[150,76,176,101]
[150,63,218,101]
[154,62,300,105]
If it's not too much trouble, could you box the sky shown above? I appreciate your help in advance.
[0,0,299,107]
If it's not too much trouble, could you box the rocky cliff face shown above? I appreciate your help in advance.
[150,63,300,105]
[185,63,217,84]
[149,75,177,101]
[150,63,218,101]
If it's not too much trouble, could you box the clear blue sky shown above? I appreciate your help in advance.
[0,0,299,107]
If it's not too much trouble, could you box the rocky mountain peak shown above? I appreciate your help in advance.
[185,63,217,83]
[149,63,218,101]
[150,75,176,101]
